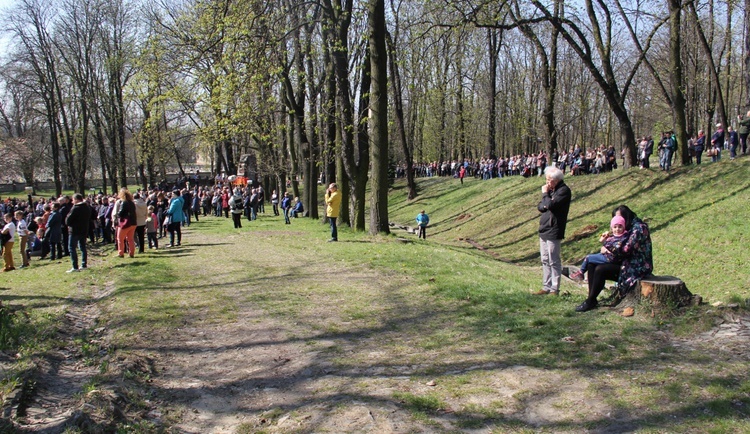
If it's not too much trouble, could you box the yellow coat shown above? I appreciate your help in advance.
[325,191,341,218]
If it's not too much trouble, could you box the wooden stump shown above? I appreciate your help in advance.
[616,275,701,314]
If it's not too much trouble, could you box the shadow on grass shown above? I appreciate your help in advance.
[107,261,749,432]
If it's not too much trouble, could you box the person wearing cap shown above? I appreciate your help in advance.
[569,215,628,282]
[533,166,571,296]
[711,123,724,162]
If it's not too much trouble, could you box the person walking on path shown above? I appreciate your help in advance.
[324,183,341,242]
[65,193,90,272]
[533,166,571,296]
[281,192,292,224]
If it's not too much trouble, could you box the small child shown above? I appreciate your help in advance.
[416,210,430,239]
[146,206,159,249]
[570,215,628,281]
[27,229,44,259]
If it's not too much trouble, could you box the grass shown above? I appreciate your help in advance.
[1,159,750,431]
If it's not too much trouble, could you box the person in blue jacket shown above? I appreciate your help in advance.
[280,192,292,224]
[166,190,185,247]
[416,210,429,239]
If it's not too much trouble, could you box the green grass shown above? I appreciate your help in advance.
[1,160,750,432]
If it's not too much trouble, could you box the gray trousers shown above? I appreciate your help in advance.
[540,238,562,293]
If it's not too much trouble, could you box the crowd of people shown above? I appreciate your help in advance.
[0,178,322,273]
[397,145,621,181]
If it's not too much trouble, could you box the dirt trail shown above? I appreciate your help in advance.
[8,281,117,432]
[9,222,750,433]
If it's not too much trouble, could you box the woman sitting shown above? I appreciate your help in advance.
[576,205,653,312]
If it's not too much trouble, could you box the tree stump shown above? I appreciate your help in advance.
[615,275,701,314]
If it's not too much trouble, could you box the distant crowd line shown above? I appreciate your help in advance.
[0,179,311,273]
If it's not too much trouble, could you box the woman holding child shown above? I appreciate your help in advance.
[575,205,653,312]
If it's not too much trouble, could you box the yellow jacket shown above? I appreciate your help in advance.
[325,191,341,218]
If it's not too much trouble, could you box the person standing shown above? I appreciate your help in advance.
[694,130,706,165]
[230,189,244,228]
[46,202,63,260]
[727,125,739,160]
[533,166,571,296]
[739,111,750,155]
[14,211,29,268]
[1,213,16,272]
[65,193,90,272]
[58,196,72,257]
[416,210,429,240]
[116,189,137,258]
[324,183,341,242]
[271,190,280,216]
[711,123,724,162]
[133,193,149,254]
[166,190,185,247]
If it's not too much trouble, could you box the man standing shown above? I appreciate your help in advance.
[65,193,90,272]
[534,166,571,296]
[324,183,341,242]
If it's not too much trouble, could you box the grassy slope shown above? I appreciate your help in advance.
[388,159,750,303]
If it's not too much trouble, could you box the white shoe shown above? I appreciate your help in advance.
[66,268,80,273]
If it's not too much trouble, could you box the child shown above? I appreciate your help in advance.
[570,215,628,281]
[14,211,29,268]
[27,229,44,259]
[146,205,159,249]
[416,210,429,240]
[2,213,16,272]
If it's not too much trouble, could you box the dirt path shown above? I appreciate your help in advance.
[124,226,617,433]
[10,220,750,433]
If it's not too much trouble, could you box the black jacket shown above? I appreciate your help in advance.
[537,181,571,241]
[66,202,90,237]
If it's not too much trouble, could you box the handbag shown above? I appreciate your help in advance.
[163,215,173,227]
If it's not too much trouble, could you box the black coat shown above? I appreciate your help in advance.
[66,202,90,237]
[537,181,572,241]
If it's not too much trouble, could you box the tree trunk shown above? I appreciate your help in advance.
[668,0,689,165]
[368,0,389,235]
[386,32,417,200]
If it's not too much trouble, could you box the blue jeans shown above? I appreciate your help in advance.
[329,217,338,241]
[580,253,607,274]
[283,208,290,224]
[69,233,87,269]
[661,148,673,170]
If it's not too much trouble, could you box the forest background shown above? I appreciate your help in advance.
[0,0,747,232]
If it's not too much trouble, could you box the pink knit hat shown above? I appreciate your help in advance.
[610,215,626,230]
